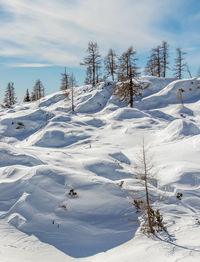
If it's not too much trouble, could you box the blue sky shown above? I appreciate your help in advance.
[0,0,200,102]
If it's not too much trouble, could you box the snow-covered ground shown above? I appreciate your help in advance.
[0,76,199,261]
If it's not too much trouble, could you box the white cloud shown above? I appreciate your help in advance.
[0,0,189,66]
[7,63,53,68]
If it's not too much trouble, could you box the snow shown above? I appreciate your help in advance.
[0,77,199,261]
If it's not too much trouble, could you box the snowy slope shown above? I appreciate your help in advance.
[138,78,200,109]
[0,77,199,262]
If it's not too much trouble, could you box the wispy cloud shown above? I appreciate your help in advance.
[7,62,53,68]
[0,0,196,66]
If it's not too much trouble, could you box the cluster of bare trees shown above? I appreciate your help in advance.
[2,79,46,107]
[115,47,150,108]
[80,42,119,85]
[60,68,77,112]
[145,41,170,77]
[2,40,189,108]
[145,43,188,80]
[78,41,189,108]
[3,82,17,107]
[81,41,188,87]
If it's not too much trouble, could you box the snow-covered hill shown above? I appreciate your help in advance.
[0,77,199,262]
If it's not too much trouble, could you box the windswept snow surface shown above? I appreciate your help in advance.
[0,78,199,262]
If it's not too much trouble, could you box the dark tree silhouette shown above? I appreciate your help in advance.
[81,41,101,86]
[4,82,17,107]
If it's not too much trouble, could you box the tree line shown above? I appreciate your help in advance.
[2,40,189,108]
[80,40,188,85]
[3,79,45,107]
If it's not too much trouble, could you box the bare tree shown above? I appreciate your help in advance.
[4,82,17,107]
[133,140,165,234]
[85,65,92,85]
[144,56,156,76]
[69,73,77,112]
[31,80,45,103]
[186,63,192,78]
[104,48,118,81]
[81,41,101,86]
[115,46,141,108]
[173,48,187,79]
[24,89,31,102]
[153,46,162,77]
[177,88,184,106]
[60,67,69,98]
[161,41,169,77]
[145,46,162,77]
[145,41,169,78]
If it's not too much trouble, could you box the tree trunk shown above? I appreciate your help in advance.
[143,142,154,234]
[72,86,74,112]
[129,68,133,108]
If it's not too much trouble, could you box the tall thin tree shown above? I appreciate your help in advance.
[116,46,140,108]
[69,73,77,112]
[3,82,16,107]
[31,79,45,103]
[61,67,69,91]
[24,89,31,102]
[161,41,169,77]
[104,48,118,81]
[173,48,187,79]
[81,41,101,86]
[134,140,165,234]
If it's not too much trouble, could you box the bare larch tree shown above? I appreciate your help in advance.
[4,82,17,107]
[104,48,118,81]
[134,140,165,234]
[161,41,169,77]
[24,89,31,102]
[31,79,45,102]
[69,73,77,112]
[81,41,101,86]
[115,46,142,108]
[145,41,169,78]
[173,48,187,79]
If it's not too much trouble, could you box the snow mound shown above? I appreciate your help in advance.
[110,108,148,120]
[0,143,43,167]
[147,109,175,121]
[27,126,89,148]
[39,92,65,107]
[138,76,177,98]
[175,105,194,117]
[159,119,200,142]
[0,109,54,140]
[138,78,200,109]
[8,213,27,228]
[75,83,113,113]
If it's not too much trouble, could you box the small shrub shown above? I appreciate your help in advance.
[180,113,186,118]
[176,192,183,200]
[16,122,25,129]
[141,207,165,234]
[119,180,124,188]
[68,189,78,197]
[59,204,67,210]
[133,199,144,213]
